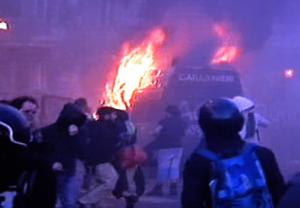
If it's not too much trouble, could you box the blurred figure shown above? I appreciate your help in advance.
[0,104,56,208]
[112,110,146,208]
[148,105,187,196]
[10,96,39,130]
[38,103,87,208]
[232,96,269,144]
[79,107,119,207]
[182,98,285,208]
[113,145,147,208]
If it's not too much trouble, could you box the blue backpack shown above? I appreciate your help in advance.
[196,144,274,208]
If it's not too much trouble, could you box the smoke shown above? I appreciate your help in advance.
[142,0,285,51]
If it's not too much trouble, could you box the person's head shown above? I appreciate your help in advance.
[116,109,129,122]
[74,97,90,114]
[110,110,118,122]
[165,105,181,118]
[198,98,244,140]
[0,104,31,147]
[57,103,87,133]
[96,106,115,121]
[10,96,38,128]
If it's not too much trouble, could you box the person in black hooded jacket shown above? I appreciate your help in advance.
[181,98,285,208]
[39,103,87,208]
[79,107,119,207]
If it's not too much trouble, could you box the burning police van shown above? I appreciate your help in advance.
[131,66,243,146]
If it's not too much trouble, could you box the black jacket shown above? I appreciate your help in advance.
[182,139,285,208]
[39,103,87,174]
[86,120,120,165]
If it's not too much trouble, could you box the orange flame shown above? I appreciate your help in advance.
[212,46,240,65]
[212,23,240,65]
[104,28,166,110]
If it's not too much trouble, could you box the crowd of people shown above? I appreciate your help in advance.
[0,95,299,208]
[0,96,147,208]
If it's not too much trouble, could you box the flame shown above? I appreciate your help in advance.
[212,46,240,65]
[104,28,166,110]
[212,23,240,65]
[0,20,8,30]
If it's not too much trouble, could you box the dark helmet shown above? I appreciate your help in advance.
[0,104,31,146]
[198,98,244,137]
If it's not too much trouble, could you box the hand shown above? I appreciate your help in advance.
[52,162,64,171]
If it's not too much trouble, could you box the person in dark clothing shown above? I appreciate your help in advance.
[148,105,187,196]
[9,96,55,208]
[0,104,56,208]
[39,103,87,208]
[181,98,285,208]
[113,146,147,208]
[79,106,119,207]
[112,110,146,208]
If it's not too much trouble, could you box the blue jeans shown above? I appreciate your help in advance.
[56,172,79,208]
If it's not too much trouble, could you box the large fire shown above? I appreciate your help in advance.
[104,28,166,110]
[212,23,240,65]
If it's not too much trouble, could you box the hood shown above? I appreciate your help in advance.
[56,103,87,128]
[232,96,255,112]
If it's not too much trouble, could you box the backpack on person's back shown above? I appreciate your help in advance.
[197,143,274,208]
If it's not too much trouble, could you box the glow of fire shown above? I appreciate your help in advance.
[212,46,240,65]
[104,28,166,110]
[0,20,9,30]
[212,23,240,65]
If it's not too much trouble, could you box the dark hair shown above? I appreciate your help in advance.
[57,103,87,127]
[10,96,38,110]
[74,98,87,107]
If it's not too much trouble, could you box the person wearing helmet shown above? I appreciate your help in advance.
[181,98,285,208]
[0,104,56,208]
[0,104,30,191]
[232,96,269,144]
